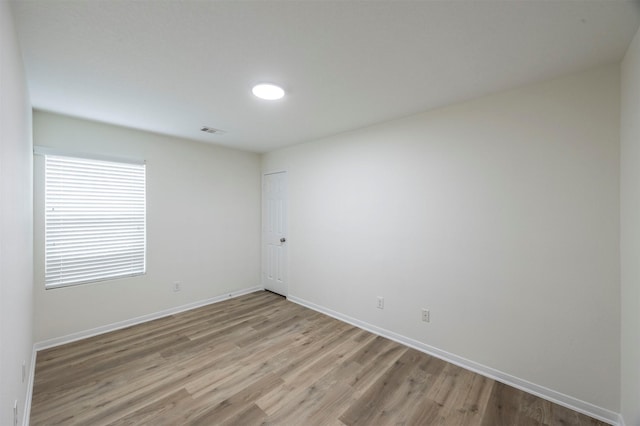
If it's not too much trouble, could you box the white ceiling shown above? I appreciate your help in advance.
[11,1,640,153]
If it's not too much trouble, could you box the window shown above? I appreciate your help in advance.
[44,154,146,288]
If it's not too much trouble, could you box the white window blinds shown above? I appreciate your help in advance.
[45,154,146,288]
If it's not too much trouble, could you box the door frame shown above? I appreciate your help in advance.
[261,170,288,297]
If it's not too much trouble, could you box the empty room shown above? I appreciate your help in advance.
[2,1,640,425]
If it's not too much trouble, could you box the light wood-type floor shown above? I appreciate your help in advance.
[31,291,608,425]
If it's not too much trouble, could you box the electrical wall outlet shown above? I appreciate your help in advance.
[377,296,384,309]
[173,281,181,292]
[422,308,430,322]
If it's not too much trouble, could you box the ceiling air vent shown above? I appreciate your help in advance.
[200,126,226,135]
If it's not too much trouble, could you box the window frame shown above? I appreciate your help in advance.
[36,147,147,289]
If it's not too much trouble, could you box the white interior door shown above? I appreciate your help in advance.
[262,171,288,296]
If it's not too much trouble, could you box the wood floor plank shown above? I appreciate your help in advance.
[30,291,611,426]
[340,348,434,425]
[481,382,545,426]
[254,332,374,417]
[30,352,167,415]
[345,338,407,396]
[258,334,376,421]
[264,382,354,425]
[220,403,268,426]
[110,388,193,426]
[189,373,284,425]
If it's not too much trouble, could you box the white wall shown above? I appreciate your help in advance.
[0,2,34,425]
[263,65,620,413]
[33,111,261,342]
[620,24,640,426]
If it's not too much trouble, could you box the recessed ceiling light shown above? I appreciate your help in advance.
[252,83,285,100]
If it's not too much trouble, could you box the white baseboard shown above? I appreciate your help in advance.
[618,413,627,426]
[287,295,620,426]
[22,345,37,426]
[34,286,263,351]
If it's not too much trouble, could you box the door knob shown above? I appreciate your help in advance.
[280,237,286,243]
